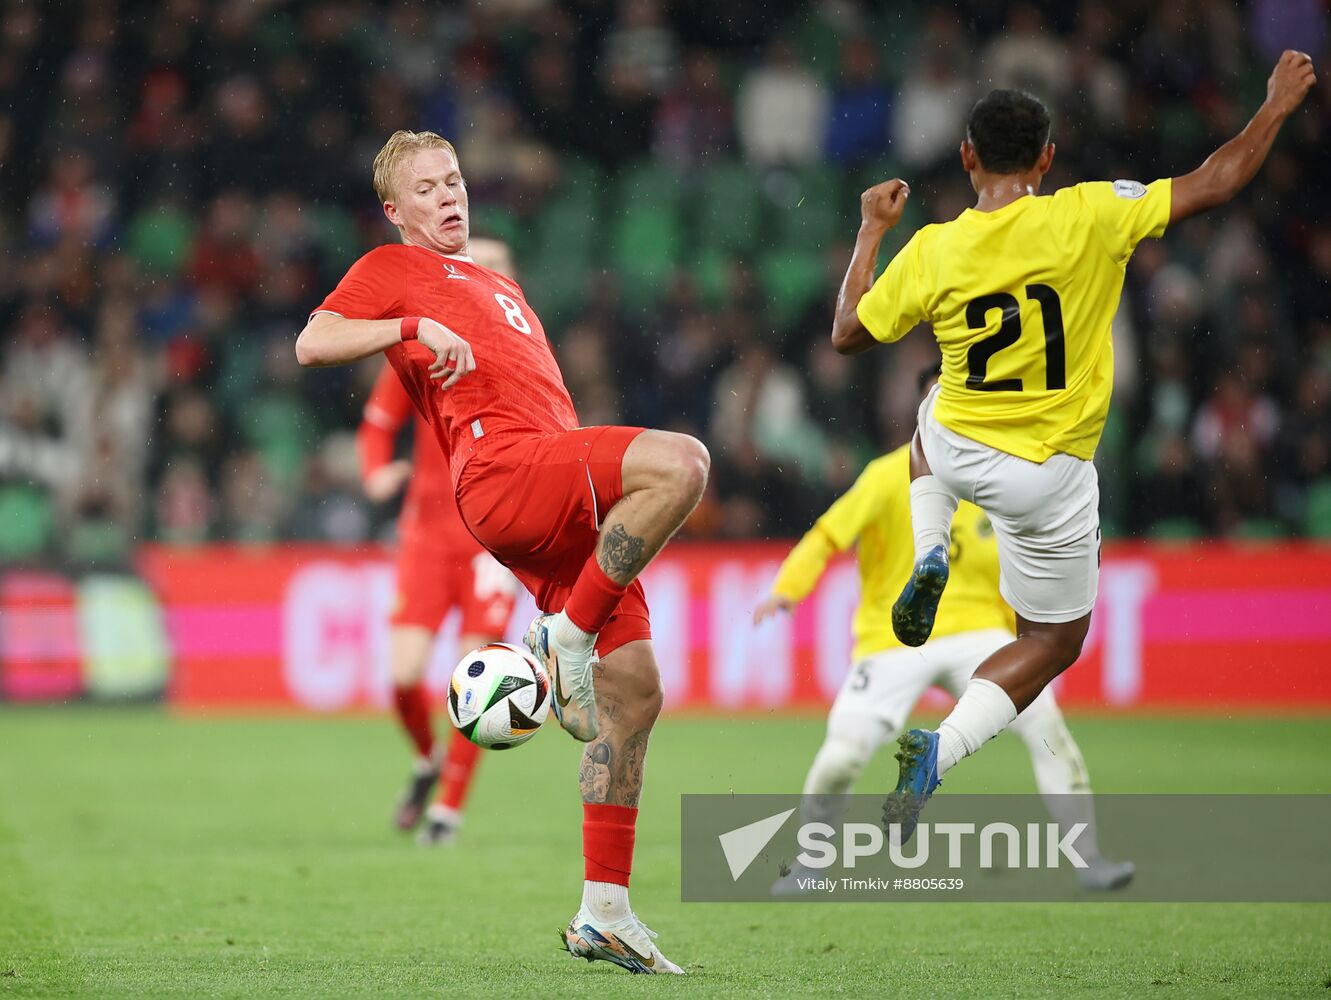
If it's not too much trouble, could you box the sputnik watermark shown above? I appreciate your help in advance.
[792,820,1088,873]
[718,811,1086,880]
[682,794,1331,902]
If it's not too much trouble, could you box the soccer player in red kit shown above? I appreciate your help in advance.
[357,235,521,846]
[296,131,707,974]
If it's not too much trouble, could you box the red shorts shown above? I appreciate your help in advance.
[391,537,519,636]
[456,426,651,657]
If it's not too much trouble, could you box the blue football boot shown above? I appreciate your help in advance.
[891,544,950,647]
[882,729,942,845]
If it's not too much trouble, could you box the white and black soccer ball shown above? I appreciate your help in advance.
[447,642,551,750]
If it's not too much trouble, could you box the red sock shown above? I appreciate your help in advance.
[438,729,481,811]
[393,683,435,759]
[564,559,628,635]
[583,803,638,886]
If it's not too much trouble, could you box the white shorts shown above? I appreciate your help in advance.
[917,386,1100,623]
[830,629,1013,733]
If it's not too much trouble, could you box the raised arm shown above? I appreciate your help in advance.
[831,179,911,354]
[1170,50,1316,224]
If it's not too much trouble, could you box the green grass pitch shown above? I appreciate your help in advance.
[2,708,1329,998]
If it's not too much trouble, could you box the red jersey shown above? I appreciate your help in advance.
[315,244,579,483]
[356,362,479,554]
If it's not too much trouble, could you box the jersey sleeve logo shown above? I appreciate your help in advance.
[1112,179,1147,200]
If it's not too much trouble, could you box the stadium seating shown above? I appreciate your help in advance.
[770,164,844,249]
[1149,517,1203,541]
[1302,478,1331,538]
[611,206,682,309]
[698,160,763,253]
[1234,518,1289,540]
[125,203,194,277]
[241,396,316,485]
[0,485,54,561]
[757,246,827,331]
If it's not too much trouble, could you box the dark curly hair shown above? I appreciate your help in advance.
[966,90,1051,174]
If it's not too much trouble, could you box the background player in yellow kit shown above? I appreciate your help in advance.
[829,51,1317,831]
[756,367,1132,892]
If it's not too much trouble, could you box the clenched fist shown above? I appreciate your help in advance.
[860,179,911,233]
[1266,50,1316,119]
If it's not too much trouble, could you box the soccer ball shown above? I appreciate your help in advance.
[447,642,551,750]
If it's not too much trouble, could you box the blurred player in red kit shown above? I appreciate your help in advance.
[297,131,708,974]
[357,236,521,847]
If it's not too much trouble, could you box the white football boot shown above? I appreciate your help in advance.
[560,909,684,975]
[524,613,599,742]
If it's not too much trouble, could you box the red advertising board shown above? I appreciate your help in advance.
[0,571,83,701]
[134,542,1331,713]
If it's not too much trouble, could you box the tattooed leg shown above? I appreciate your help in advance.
[591,430,710,586]
[579,641,662,807]
[580,741,614,804]
[597,524,646,581]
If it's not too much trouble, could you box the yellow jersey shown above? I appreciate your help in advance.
[857,179,1172,462]
[771,445,1013,662]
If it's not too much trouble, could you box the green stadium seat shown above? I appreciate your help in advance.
[611,207,681,308]
[517,192,602,324]
[125,203,195,278]
[1099,406,1127,452]
[64,520,131,567]
[690,245,732,309]
[698,160,762,252]
[469,204,524,256]
[311,206,359,266]
[553,154,605,211]
[772,165,844,248]
[536,197,599,257]
[615,160,683,215]
[1234,518,1289,541]
[0,484,54,561]
[871,7,921,84]
[1149,517,1203,541]
[522,245,593,327]
[1302,478,1331,538]
[241,396,316,487]
[215,339,266,419]
[784,8,841,83]
[757,246,826,331]
[1096,408,1129,532]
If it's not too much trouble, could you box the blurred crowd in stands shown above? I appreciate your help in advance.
[2,0,1330,566]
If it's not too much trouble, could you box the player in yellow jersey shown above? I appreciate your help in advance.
[829,51,1317,834]
[756,367,1133,891]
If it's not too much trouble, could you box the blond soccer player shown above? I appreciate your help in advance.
[757,367,1133,891]
[359,237,521,845]
[298,131,706,975]
[829,53,1317,834]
